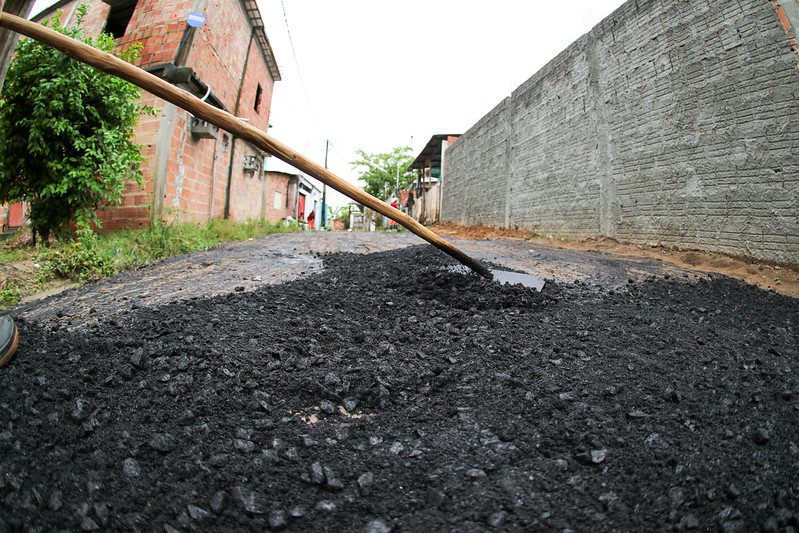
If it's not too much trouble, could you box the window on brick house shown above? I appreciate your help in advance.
[254,83,263,113]
[105,0,138,39]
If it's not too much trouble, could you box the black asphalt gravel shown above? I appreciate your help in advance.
[1,245,798,531]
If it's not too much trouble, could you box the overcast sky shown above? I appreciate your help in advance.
[31,0,627,207]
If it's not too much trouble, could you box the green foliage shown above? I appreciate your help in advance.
[34,219,299,284]
[37,231,114,281]
[0,280,21,309]
[329,205,351,230]
[351,146,415,200]
[203,218,298,243]
[0,246,29,264]
[0,219,300,309]
[333,205,352,220]
[0,5,155,241]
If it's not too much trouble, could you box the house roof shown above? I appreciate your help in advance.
[32,0,281,81]
[298,175,321,195]
[409,134,461,169]
[239,0,281,82]
[266,170,300,179]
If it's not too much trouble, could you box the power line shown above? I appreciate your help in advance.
[279,0,322,134]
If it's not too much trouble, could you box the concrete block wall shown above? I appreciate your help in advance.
[444,99,510,227]
[442,0,799,267]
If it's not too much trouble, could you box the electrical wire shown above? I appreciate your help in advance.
[274,6,361,189]
[279,0,322,135]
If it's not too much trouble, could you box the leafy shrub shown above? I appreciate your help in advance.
[0,280,21,309]
[0,5,155,241]
[38,232,114,281]
[1,219,301,309]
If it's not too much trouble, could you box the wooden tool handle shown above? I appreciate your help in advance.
[0,11,492,279]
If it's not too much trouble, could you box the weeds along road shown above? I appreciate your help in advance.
[15,230,696,329]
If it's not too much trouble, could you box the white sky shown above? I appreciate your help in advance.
[31,0,627,208]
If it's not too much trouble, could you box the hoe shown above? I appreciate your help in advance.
[0,4,545,366]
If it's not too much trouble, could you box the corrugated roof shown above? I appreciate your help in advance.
[32,0,281,82]
[409,134,461,169]
[239,0,281,82]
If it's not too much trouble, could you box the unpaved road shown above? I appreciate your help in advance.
[1,239,797,531]
[14,230,698,328]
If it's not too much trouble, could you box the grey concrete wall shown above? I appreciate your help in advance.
[444,98,510,227]
[442,0,799,267]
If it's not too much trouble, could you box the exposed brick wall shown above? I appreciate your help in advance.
[0,202,27,231]
[227,143,265,221]
[263,171,298,222]
[443,0,799,267]
[32,0,277,229]
[224,24,275,222]
[120,0,193,67]
[97,92,161,230]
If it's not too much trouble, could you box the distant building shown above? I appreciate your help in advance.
[9,0,282,230]
[347,202,376,232]
[408,134,460,224]
[0,202,24,234]
[263,171,298,223]
[296,175,322,226]
[263,170,321,226]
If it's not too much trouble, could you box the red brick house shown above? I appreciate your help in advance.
[263,170,322,225]
[263,171,298,222]
[0,202,23,233]
[20,0,281,230]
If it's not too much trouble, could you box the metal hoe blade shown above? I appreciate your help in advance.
[491,270,546,292]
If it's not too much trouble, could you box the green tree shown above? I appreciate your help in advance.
[351,146,415,200]
[0,5,154,242]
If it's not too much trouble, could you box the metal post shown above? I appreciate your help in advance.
[438,139,448,223]
[321,139,328,230]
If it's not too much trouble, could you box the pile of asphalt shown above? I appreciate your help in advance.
[1,246,798,531]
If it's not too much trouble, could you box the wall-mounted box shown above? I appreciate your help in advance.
[243,155,261,175]
[190,117,218,140]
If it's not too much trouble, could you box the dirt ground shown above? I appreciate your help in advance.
[434,223,799,298]
[15,230,715,328]
[1,231,798,531]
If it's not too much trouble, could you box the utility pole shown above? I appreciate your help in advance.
[321,140,328,230]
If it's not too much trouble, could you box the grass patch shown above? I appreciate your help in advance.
[0,219,300,310]
[91,219,299,274]
[0,247,32,264]
[0,280,22,309]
